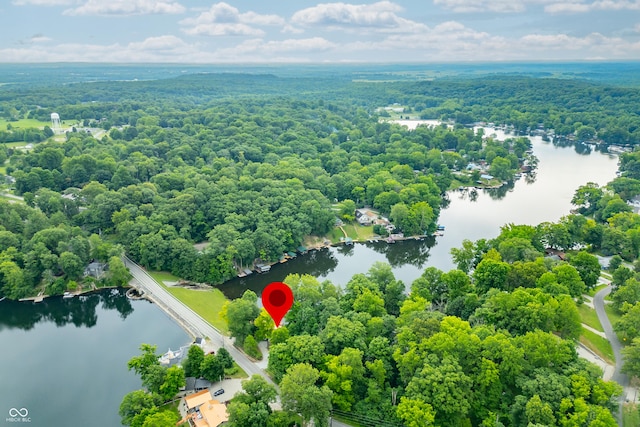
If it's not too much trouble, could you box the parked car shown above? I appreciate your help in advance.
[213,388,224,396]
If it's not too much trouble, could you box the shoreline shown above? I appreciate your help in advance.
[15,285,124,304]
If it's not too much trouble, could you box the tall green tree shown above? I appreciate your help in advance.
[280,363,333,427]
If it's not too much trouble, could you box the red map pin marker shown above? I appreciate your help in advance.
[262,282,294,327]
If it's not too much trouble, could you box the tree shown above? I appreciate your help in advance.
[571,182,603,215]
[127,344,160,379]
[525,395,556,426]
[119,390,157,426]
[141,411,179,427]
[396,397,436,427]
[141,364,167,395]
[108,256,131,287]
[182,345,205,378]
[227,401,270,427]
[568,251,601,290]
[552,263,586,298]
[254,309,275,341]
[473,259,510,294]
[612,278,640,311]
[216,347,234,370]
[489,156,512,181]
[622,337,640,378]
[322,347,366,411]
[280,363,333,427]
[339,199,356,221]
[320,315,366,355]
[60,251,84,279]
[200,353,224,383]
[268,334,326,382]
[615,302,640,341]
[244,335,262,360]
[236,374,277,406]
[405,355,472,426]
[227,290,260,345]
[159,365,185,401]
[450,239,477,274]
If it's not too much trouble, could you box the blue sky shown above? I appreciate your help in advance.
[1,0,639,62]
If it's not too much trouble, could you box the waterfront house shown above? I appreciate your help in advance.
[183,389,229,427]
[83,261,106,279]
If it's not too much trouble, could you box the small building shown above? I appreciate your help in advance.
[255,263,271,273]
[184,377,213,392]
[84,261,106,279]
[183,390,229,427]
[479,174,494,181]
[355,208,378,226]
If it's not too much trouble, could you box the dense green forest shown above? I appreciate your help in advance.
[2,70,639,298]
[4,66,640,425]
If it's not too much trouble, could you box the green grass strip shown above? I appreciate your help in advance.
[577,304,604,332]
[149,270,229,333]
[580,327,615,364]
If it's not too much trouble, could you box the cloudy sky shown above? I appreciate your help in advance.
[1,0,639,63]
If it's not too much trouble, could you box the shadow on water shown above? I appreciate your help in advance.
[217,248,340,299]
[0,288,133,331]
[217,238,437,299]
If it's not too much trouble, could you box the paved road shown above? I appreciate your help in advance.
[123,256,357,426]
[594,284,628,426]
[122,256,276,388]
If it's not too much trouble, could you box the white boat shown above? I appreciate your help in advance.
[63,292,74,299]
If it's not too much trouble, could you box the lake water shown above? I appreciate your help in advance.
[0,289,189,427]
[218,129,619,298]
[0,128,620,426]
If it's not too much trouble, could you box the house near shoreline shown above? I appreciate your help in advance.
[355,208,377,225]
[83,261,107,279]
[355,208,394,232]
[182,389,229,427]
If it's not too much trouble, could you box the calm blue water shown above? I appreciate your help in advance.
[0,289,189,427]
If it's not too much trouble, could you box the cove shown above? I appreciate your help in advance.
[0,289,189,427]
[217,131,619,299]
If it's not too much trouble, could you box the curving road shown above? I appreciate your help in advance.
[123,256,358,427]
[122,256,277,387]
[593,284,629,426]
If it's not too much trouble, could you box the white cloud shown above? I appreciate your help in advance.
[180,2,285,37]
[434,0,640,13]
[31,34,52,43]
[12,0,77,5]
[544,2,591,12]
[545,0,640,13]
[433,0,531,13]
[63,0,185,16]
[291,1,426,32]
[0,35,201,62]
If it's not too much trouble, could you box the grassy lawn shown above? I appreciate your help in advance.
[624,403,640,427]
[605,304,622,327]
[580,327,615,364]
[342,224,360,240]
[587,283,608,297]
[149,271,181,283]
[578,304,604,332]
[225,361,248,379]
[3,141,31,148]
[328,226,346,244]
[601,272,613,280]
[0,118,50,129]
[149,270,229,333]
[0,194,23,203]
